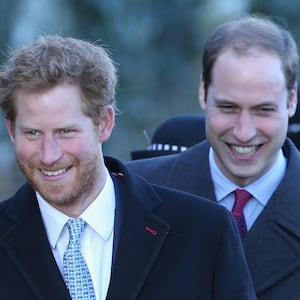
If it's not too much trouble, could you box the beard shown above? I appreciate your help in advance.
[16,149,101,208]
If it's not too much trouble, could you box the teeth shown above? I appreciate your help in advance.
[232,145,257,156]
[41,168,67,176]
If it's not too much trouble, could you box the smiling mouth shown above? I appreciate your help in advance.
[231,145,259,156]
[40,167,69,176]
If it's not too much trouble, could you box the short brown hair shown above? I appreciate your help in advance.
[0,35,118,125]
[202,14,298,96]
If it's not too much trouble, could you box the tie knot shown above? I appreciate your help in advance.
[66,218,85,244]
[232,189,251,214]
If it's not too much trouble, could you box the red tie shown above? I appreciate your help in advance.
[232,189,251,239]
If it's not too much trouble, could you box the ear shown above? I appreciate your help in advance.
[5,119,16,143]
[288,85,298,117]
[98,105,115,143]
[199,75,207,111]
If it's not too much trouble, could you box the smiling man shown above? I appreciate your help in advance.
[199,47,294,187]
[0,35,256,299]
[10,83,106,217]
[127,14,300,299]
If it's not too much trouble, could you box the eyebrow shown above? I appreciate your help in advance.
[213,96,279,107]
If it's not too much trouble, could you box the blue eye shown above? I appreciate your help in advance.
[59,128,78,137]
[61,129,71,134]
[27,130,39,136]
[219,105,236,112]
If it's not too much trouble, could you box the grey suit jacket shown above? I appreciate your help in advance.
[127,138,300,299]
[0,157,256,299]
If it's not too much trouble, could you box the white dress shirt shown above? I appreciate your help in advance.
[37,168,116,300]
[209,147,287,230]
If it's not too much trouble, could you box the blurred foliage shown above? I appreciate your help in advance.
[1,0,300,198]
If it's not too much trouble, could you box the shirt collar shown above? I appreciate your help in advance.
[209,147,287,206]
[81,169,115,241]
[37,167,116,249]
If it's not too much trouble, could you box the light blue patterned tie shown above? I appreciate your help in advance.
[63,218,96,300]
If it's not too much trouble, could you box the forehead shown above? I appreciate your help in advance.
[205,49,290,109]
[210,49,286,97]
[15,83,82,107]
[14,83,87,124]
[214,48,283,74]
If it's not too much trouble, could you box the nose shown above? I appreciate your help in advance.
[39,135,63,165]
[232,112,256,142]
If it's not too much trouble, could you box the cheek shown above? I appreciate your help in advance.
[258,115,288,134]
[66,138,99,159]
[206,113,232,134]
[14,140,37,161]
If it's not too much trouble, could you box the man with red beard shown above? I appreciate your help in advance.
[127,14,300,299]
[0,35,255,299]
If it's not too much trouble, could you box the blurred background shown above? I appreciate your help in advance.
[1,0,300,198]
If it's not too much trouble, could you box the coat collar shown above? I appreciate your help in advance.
[105,157,171,299]
[168,140,216,201]
[0,158,171,300]
[243,139,300,295]
[171,139,300,295]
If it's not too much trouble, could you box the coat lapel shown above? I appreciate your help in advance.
[244,140,300,295]
[106,171,171,299]
[179,140,300,295]
[0,184,70,300]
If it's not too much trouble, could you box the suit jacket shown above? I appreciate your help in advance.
[0,157,255,300]
[127,138,300,299]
